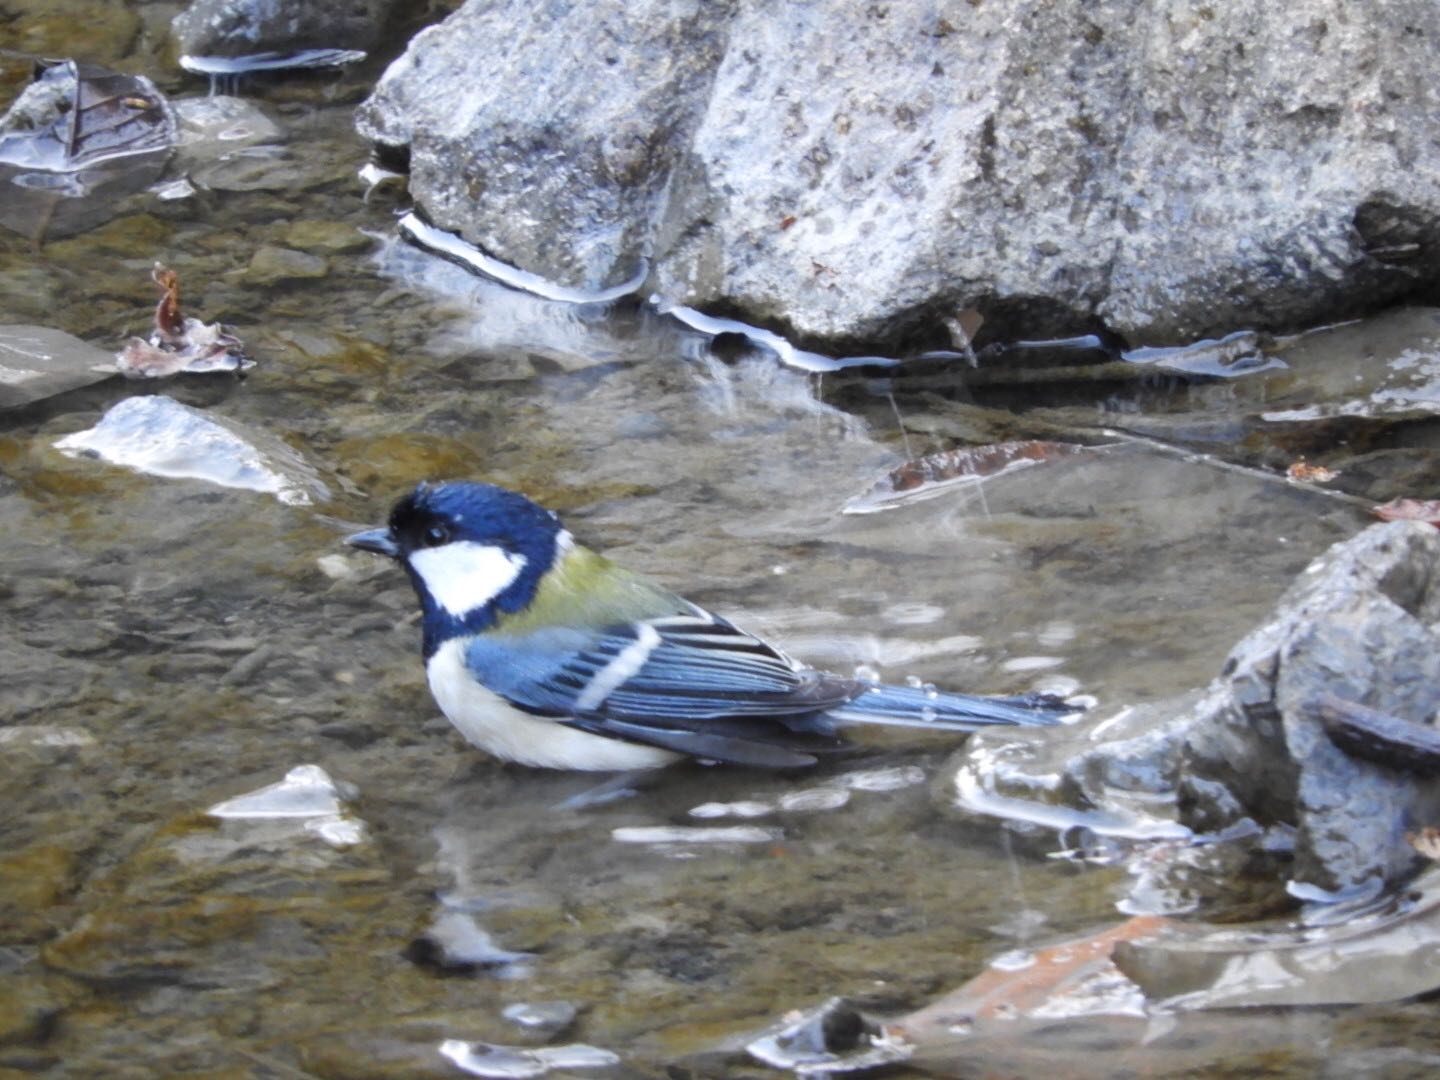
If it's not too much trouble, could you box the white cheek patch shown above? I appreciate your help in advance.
[409,541,528,617]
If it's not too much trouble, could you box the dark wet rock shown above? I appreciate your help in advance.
[172,0,392,64]
[1313,694,1440,776]
[0,325,116,411]
[359,1,1440,348]
[955,520,1440,906]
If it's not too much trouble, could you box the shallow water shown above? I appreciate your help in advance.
[4,33,1440,1080]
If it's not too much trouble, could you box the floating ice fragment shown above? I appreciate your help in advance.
[989,949,1037,972]
[954,760,1191,842]
[359,160,406,201]
[153,178,195,201]
[689,800,774,819]
[501,1001,577,1035]
[438,1039,619,1078]
[611,825,780,845]
[208,764,348,820]
[0,725,95,748]
[1002,656,1066,673]
[0,324,116,410]
[55,396,328,505]
[420,910,538,979]
[305,815,366,846]
[842,766,926,792]
[882,601,945,626]
[845,440,1099,514]
[778,787,851,812]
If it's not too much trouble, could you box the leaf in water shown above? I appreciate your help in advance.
[1372,498,1440,527]
[943,306,984,350]
[892,915,1168,1033]
[114,264,253,378]
[1286,459,1338,483]
[0,60,176,241]
[846,440,1098,514]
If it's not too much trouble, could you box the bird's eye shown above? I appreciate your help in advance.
[423,525,450,547]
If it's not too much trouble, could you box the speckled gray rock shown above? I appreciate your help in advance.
[956,521,1440,904]
[172,0,392,59]
[358,0,1440,347]
[1177,520,1440,894]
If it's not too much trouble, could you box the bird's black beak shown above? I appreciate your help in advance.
[345,527,401,559]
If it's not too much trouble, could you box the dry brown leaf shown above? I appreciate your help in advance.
[1372,499,1440,527]
[1287,459,1338,483]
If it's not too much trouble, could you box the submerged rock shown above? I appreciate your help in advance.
[358,1,1440,348]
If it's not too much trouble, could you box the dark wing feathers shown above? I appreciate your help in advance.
[465,610,856,765]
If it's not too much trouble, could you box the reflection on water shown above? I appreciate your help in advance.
[4,46,1440,1080]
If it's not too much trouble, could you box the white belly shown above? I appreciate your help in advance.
[425,639,681,771]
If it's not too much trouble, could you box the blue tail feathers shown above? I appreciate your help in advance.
[826,683,1075,731]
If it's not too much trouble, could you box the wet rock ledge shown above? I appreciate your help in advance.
[961,520,1440,907]
[356,0,1440,348]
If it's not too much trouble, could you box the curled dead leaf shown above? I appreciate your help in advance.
[1371,499,1440,527]
[1286,459,1338,483]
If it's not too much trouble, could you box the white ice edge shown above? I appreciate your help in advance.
[651,296,902,372]
[395,213,904,372]
[612,825,781,845]
[954,763,1192,842]
[398,212,648,305]
[179,49,366,75]
[207,764,347,820]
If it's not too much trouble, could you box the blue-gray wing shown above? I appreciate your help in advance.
[463,610,856,766]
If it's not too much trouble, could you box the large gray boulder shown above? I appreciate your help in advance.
[357,0,1440,348]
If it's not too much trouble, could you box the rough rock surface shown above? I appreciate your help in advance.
[357,0,1440,348]
[958,521,1440,902]
[172,0,392,58]
[1177,520,1440,893]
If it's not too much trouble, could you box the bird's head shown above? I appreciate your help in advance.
[347,481,567,652]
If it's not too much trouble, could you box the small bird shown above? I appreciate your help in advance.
[346,482,1072,771]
